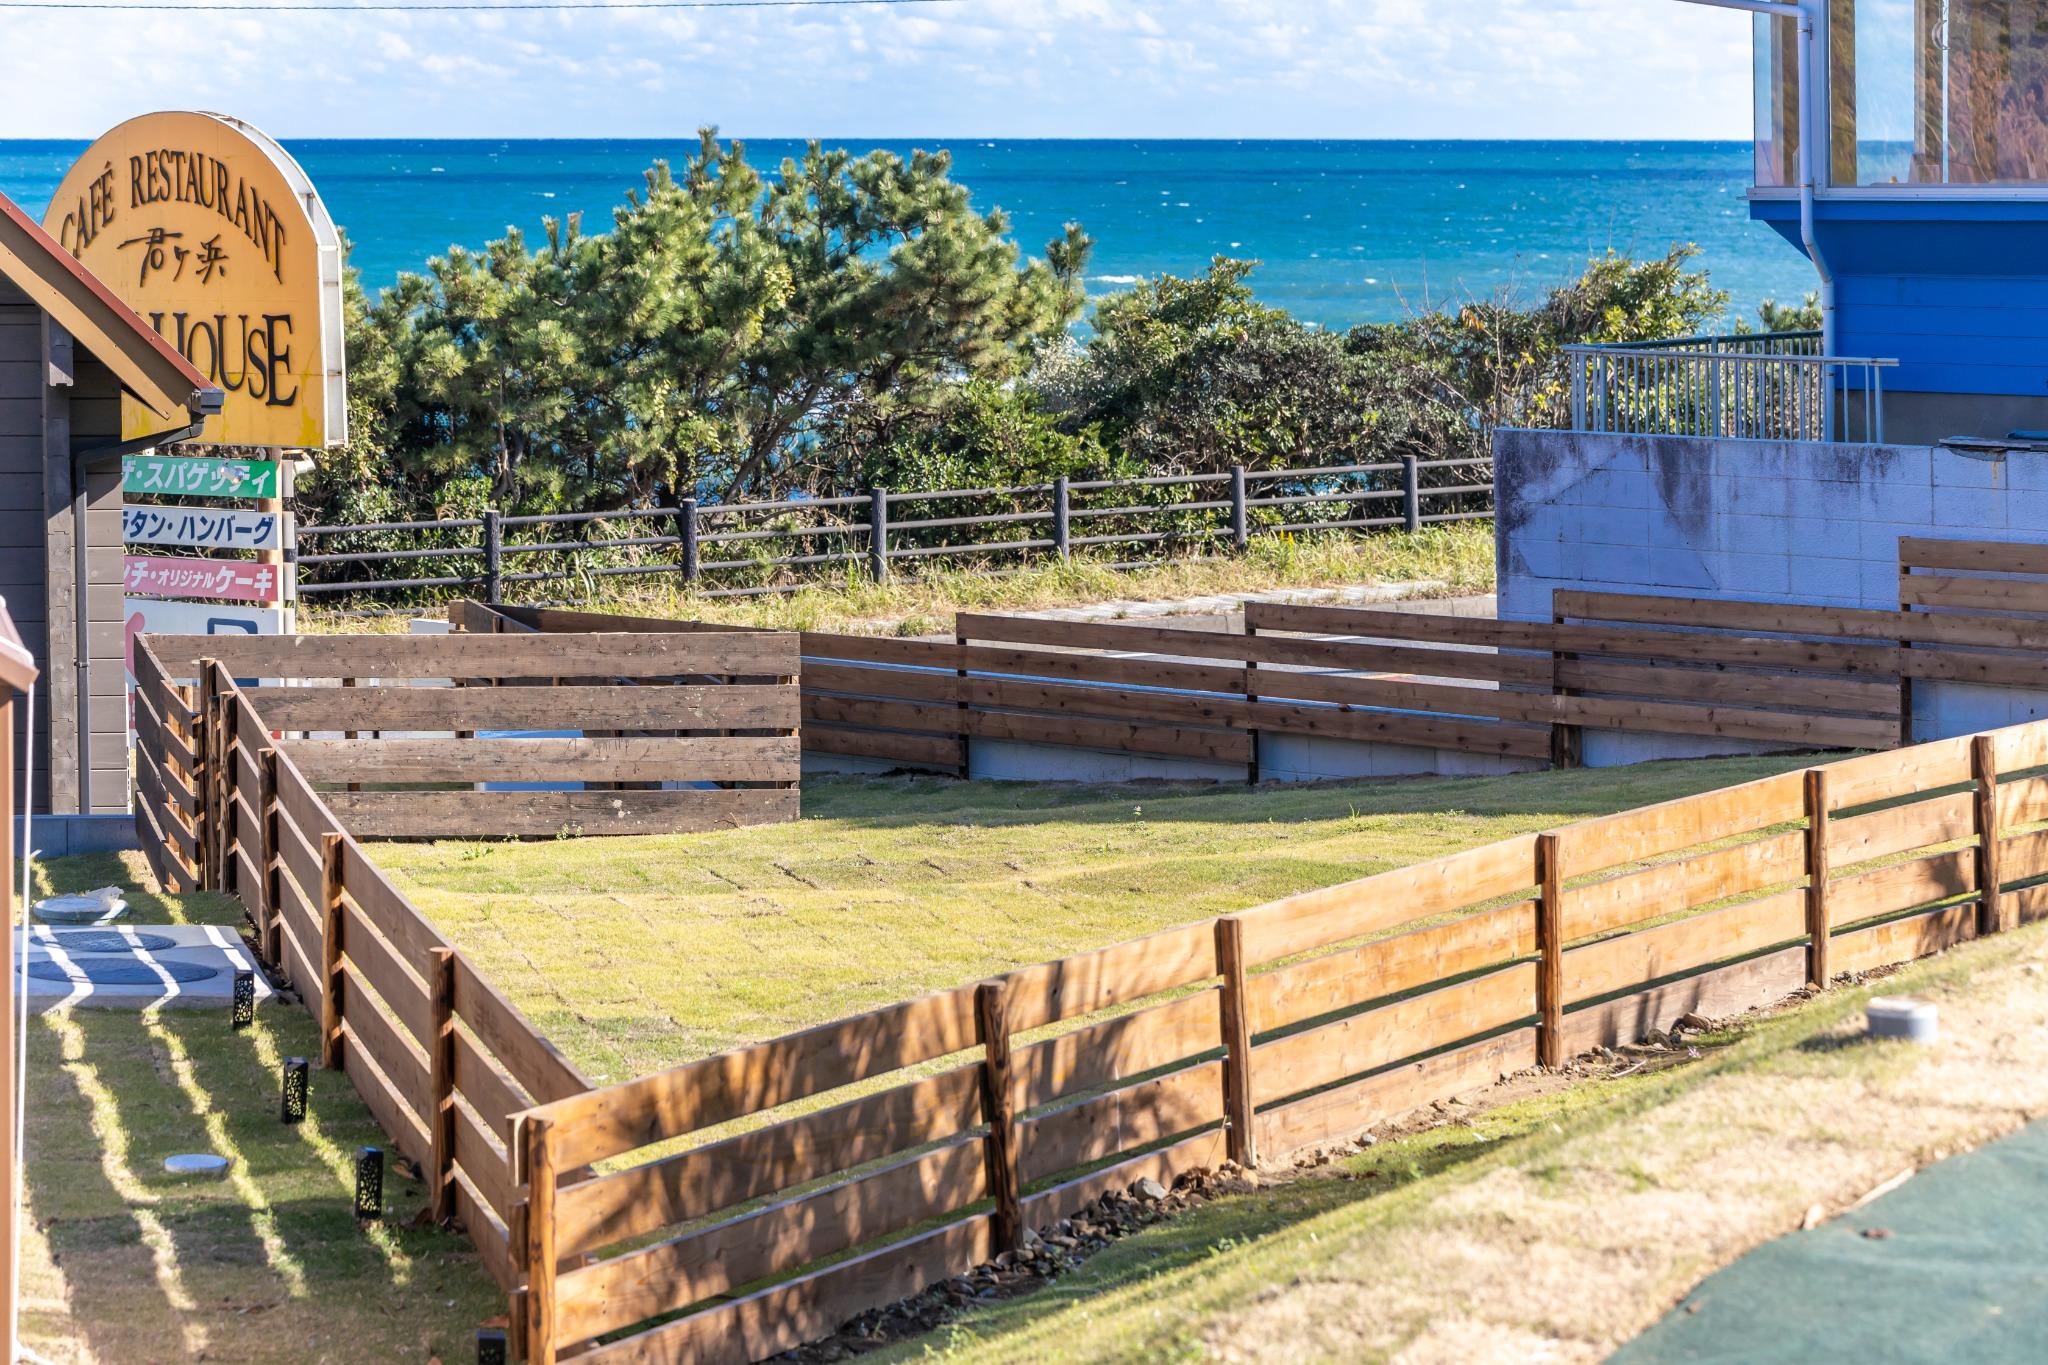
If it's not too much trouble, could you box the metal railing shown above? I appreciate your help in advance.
[295,456,1495,612]
[1565,331,1899,444]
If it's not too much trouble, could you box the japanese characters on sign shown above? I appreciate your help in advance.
[42,111,346,448]
[124,555,281,604]
[121,505,285,553]
[121,453,280,500]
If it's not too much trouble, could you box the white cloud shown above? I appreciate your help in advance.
[0,0,1755,138]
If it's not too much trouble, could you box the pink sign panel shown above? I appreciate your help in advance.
[124,555,282,604]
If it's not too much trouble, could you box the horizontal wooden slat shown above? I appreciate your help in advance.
[285,735,798,785]
[1018,1058,1223,1184]
[1831,903,1977,976]
[1556,655,1901,715]
[142,630,801,681]
[1256,1027,1538,1158]
[339,977,431,1113]
[1898,573,2048,615]
[964,645,1250,695]
[799,633,959,668]
[328,787,799,839]
[2002,827,2048,883]
[802,693,960,734]
[1010,989,1220,1112]
[450,954,590,1109]
[1553,770,1808,879]
[1016,1126,1230,1231]
[1827,791,1975,866]
[1828,849,1975,927]
[277,819,322,918]
[452,1094,513,1220]
[968,676,1248,729]
[231,843,262,907]
[1554,587,2048,652]
[339,1020,433,1170]
[273,867,321,976]
[803,662,960,703]
[1560,694,1899,750]
[1994,724,2048,777]
[342,903,433,1045]
[552,1062,982,1261]
[961,708,1249,764]
[1247,901,1536,1035]
[1997,775,2048,832]
[1238,834,1540,965]
[556,1140,987,1346]
[489,602,767,636]
[274,752,337,843]
[339,842,447,968]
[1246,668,1545,721]
[451,1166,517,1292]
[1561,943,1808,1053]
[1899,536,2048,577]
[453,1025,529,1144]
[1825,737,1974,811]
[539,985,976,1171]
[803,725,962,769]
[1563,890,1806,1005]
[1246,699,1552,758]
[572,1213,992,1365]
[1249,963,1536,1107]
[249,683,797,732]
[278,908,321,1006]
[956,613,1250,661]
[1004,921,1217,1032]
[134,755,198,861]
[1568,831,1805,940]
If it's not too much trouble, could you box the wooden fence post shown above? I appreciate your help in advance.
[1973,735,2005,936]
[525,1115,558,1365]
[427,947,456,1222]
[1536,832,1565,1068]
[1214,916,1258,1168]
[256,746,279,969]
[318,832,345,1070]
[1805,767,1832,989]
[976,979,1024,1251]
[196,658,220,889]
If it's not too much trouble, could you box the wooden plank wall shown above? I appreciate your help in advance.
[515,711,2048,1365]
[141,630,802,840]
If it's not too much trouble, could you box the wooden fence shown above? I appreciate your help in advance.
[511,712,2048,1364]
[138,630,802,839]
[129,632,604,1359]
[459,571,2048,780]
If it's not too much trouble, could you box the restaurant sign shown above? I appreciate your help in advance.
[121,505,284,552]
[124,554,282,604]
[122,452,279,499]
[43,111,345,448]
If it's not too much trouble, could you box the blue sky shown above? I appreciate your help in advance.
[0,0,1755,140]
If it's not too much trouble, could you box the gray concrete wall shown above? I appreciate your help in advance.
[804,732,1544,784]
[1493,426,2048,744]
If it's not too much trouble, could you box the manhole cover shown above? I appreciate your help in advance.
[164,1153,231,1179]
[41,931,177,954]
[29,960,219,985]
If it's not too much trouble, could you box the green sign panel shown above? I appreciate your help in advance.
[121,454,279,501]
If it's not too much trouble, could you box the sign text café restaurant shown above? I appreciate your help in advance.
[1,111,343,829]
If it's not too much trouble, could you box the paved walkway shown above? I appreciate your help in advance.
[1616,1117,2048,1363]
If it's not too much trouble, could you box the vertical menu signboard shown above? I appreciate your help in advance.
[121,453,290,682]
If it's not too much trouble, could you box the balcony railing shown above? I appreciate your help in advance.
[1565,331,1900,444]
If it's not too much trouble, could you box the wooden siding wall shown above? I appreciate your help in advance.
[513,711,2048,1365]
[68,352,126,814]
[0,281,49,812]
[139,631,803,840]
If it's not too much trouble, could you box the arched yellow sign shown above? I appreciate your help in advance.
[44,111,346,448]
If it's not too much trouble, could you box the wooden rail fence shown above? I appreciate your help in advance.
[141,629,802,839]
[512,713,2048,1364]
[459,553,2048,780]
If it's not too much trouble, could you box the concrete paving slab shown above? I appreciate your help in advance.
[13,924,275,1012]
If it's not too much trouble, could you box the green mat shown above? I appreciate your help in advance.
[1616,1118,2048,1363]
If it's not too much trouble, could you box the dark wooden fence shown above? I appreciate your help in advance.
[139,630,802,839]
[297,458,1493,611]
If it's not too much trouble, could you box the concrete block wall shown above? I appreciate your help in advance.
[1494,427,2048,744]
[805,733,1544,785]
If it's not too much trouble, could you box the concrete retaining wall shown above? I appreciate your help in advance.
[1494,427,2048,745]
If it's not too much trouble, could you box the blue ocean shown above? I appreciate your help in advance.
[0,139,1813,330]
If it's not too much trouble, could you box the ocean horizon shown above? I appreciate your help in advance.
[0,138,1815,330]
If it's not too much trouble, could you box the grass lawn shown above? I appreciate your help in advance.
[869,913,2048,1364]
[302,523,1495,637]
[374,754,1813,1089]
[18,855,505,1365]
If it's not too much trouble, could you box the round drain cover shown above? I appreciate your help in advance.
[163,1153,231,1179]
[42,931,177,954]
[29,959,219,985]
[33,893,128,925]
